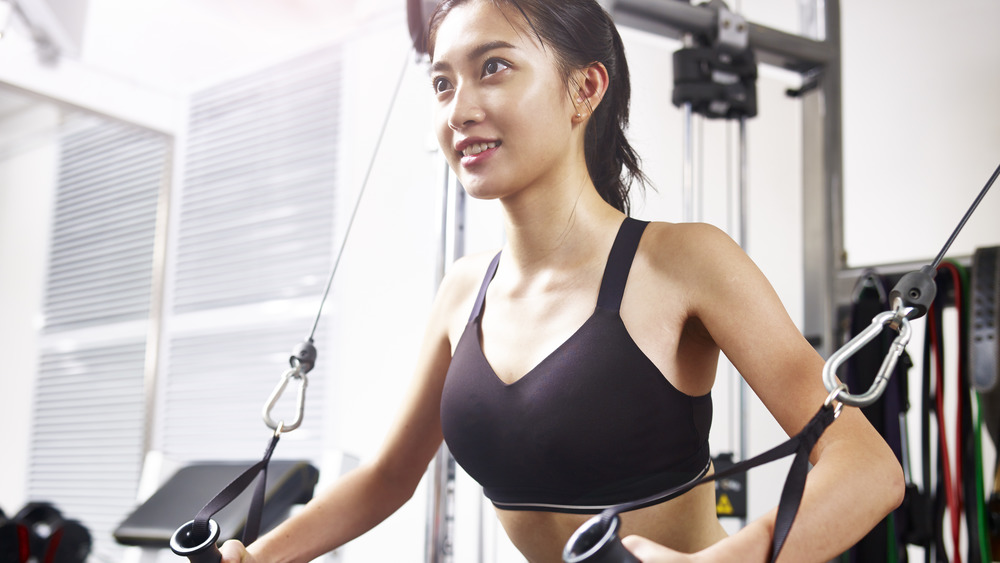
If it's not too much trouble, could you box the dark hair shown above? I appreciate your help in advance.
[426,0,648,215]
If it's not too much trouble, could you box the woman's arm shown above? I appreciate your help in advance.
[628,223,905,562]
[220,262,477,563]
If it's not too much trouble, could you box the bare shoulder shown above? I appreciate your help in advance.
[634,221,779,333]
[637,221,747,285]
[431,249,501,343]
[436,250,499,305]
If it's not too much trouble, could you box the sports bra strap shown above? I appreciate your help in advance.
[596,217,649,312]
[468,218,647,322]
[469,252,502,323]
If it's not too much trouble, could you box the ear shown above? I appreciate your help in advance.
[571,62,610,123]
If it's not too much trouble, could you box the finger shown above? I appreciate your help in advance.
[219,539,249,563]
[621,534,684,562]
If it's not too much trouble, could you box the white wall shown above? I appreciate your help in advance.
[319,17,444,562]
[0,102,59,514]
[1,0,999,560]
[842,0,1000,267]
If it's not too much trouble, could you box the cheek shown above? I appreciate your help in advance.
[432,108,454,158]
[517,84,574,131]
[515,93,574,147]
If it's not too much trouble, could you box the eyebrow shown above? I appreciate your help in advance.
[430,40,517,74]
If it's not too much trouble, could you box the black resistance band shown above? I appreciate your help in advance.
[564,400,841,563]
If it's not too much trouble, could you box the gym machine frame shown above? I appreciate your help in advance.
[604,0,843,358]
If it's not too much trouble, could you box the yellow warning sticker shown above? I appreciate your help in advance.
[716,493,734,515]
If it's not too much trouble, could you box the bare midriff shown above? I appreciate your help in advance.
[494,478,727,563]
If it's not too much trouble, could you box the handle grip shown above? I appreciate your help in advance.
[562,514,640,563]
[171,519,222,563]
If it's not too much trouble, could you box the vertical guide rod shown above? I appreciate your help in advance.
[682,101,695,223]
[737,115,750,495]
[425,160,465,563]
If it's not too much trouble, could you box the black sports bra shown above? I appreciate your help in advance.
[440,218,713,514]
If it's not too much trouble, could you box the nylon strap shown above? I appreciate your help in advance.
[971,246,999,391]
[191,432,280,546]
[922,320,949,562]
[972,246,1000,558]
[600,403,838,562]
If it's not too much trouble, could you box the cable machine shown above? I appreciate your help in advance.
[159,0,997,561]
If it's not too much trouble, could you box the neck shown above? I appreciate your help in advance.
[498,177,624,275]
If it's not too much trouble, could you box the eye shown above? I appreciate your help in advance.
[482,58,511,78]
[432,76,453,94]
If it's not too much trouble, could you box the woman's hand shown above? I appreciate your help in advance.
[219,539,256,563]
[621,535,695,562]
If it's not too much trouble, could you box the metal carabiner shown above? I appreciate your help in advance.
[262,363,308,433]
[822,310,912,407]
[823,383,848,419]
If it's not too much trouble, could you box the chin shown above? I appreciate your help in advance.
[461,186,505,202]
[457,178,509,201]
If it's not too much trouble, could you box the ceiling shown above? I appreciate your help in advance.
[0,87,37,121]
[0,0,386,128]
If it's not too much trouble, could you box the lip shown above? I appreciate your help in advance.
[459,144,500,167]
[454,138,502,166]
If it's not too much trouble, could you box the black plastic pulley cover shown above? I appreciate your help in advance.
[889,265,938,321]
[290,340,317,374]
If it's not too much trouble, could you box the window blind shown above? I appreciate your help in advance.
[30,114,168,562]
[156,43,341,482]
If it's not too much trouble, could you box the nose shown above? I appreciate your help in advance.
[448,85,486,131]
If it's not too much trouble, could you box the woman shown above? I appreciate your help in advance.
[222,0,904,561]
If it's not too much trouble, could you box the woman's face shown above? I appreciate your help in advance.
[429,0,581,203]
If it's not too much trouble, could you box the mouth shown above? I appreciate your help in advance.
[458,140,502,158]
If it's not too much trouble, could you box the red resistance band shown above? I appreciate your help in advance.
[929,261,967,562]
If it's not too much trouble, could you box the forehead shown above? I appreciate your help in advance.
[431,1,540,65]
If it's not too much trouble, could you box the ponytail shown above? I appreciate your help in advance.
[582,15,646,214]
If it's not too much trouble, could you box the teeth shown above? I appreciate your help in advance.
[463,141,499,156]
